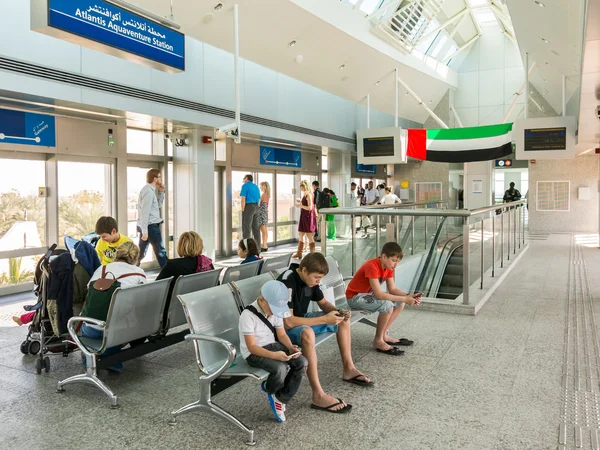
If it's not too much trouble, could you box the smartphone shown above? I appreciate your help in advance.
[289,351,302,358]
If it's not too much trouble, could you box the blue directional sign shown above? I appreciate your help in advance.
[46,0,185,71]
[0,109,56,147]
[356,162,376,174]
[260,146,302,168]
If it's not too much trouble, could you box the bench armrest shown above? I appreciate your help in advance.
[66,316,106,357]
[184,334,237,383]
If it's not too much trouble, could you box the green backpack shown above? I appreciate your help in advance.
[80,266,146,321]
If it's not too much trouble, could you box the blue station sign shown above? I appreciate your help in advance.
[260,146,302,168]
[0,109,56,147]
[356,162,376,174]
[33,0,185,72]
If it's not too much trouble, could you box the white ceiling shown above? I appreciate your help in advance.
[504,0,585,114]
[129,0,457,124]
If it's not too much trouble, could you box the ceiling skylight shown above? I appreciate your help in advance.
[359,0,385,14]
[473,7,497,25]
[467,0,489,6]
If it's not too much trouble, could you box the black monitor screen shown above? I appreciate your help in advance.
[363,136,395,157]
[524,127,566,151]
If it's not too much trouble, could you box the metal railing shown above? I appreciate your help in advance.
[319,199,527,306]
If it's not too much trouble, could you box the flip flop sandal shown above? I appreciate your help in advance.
[388,338,414,346]
[343,375,375,387]
[376,347,405,356]
[310,398,353,414]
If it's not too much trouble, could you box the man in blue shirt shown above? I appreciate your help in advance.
[240,174,261,241]
[137,168,167,268]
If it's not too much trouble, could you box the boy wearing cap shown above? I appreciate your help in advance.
[239,280,308,422]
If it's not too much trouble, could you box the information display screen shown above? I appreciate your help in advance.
[363,136,395,158]
[524,127,566,151]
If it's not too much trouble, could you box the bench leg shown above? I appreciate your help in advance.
[169,382,255,446]
[358,316,377,328]
[56,354,119,408]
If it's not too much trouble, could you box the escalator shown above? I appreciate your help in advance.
[436,246,463,300]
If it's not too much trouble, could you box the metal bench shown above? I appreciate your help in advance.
[57,278,172,408]
[172,284,269,445]
[221,260,262,284]
[258,253,292,275]
[230,273,276,312]
[166,268,223,329]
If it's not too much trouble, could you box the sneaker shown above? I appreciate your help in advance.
[262,382,285,411]
[267,393,286,422]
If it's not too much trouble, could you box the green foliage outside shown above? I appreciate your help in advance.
[0,190,46,245]
[0,257,34,287]
[58,190,105,242]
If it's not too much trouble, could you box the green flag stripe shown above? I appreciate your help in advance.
[426,123,513,140]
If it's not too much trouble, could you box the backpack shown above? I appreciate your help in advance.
[80,266,146,321]
[196,255,213,273]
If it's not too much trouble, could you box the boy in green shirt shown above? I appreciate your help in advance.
[94,216,131,265]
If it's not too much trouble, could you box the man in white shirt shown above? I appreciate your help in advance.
[137,168,167,268]
[365,181,379,205]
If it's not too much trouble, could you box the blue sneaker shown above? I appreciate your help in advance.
[267,393,286,422]
[261,381,267,393]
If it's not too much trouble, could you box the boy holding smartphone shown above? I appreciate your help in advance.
[346,242,422,356]
[239,280,307,422]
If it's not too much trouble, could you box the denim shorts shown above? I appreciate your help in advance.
[286,312,338,346]
[347,293,394,314]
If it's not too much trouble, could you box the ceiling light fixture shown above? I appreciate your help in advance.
[545,61,551,66]
[375,81,380,86]
[405,92,409,96]
[339,63,346,70]
[213,2,223,12]
[534,1,545,6]
[541,37,549,44]
[288,40,297,48]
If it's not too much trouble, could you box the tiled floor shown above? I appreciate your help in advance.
[0,234,596,449]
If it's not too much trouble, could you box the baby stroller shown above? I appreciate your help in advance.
[20,237,100,374]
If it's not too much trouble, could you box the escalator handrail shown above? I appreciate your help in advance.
[414,216,448,291]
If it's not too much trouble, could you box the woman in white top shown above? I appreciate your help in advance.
[380,186,402,205]
[88,241,147,287]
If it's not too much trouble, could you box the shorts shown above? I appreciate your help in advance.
[347,293,394,314]
[286,312,338,346]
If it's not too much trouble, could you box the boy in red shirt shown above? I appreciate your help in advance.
[345,242,422,356]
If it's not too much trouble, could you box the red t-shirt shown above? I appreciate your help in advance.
[345,257,394,299]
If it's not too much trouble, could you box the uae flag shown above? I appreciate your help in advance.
[404,123,513,163]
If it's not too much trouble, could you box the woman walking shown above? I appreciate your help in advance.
[258,181,270,252]
[293,180,316,259]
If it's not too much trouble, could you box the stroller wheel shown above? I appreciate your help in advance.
[20,341,30,355]
[35,358,42,375]
[28,341,41,355]
[43,357,50,373]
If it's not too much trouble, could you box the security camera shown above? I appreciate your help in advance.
[596,105,600,120]
[218,122,239,137]
[165,133,187,147]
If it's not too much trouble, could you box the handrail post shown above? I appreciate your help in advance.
[480,217,484,289]
[351,215,357,274]
[462,215,470,305]
[411,216,415,255]
[518,206,521,249]
[375,215,381,255]
[513,206,516,254]
[522,203,526,245]
[500,209,504,268]
[507,206,511,261]
[492,212,495,277]
[395,215,400,243]
[424,216,428,249]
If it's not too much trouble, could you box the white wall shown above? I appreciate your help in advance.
[528,156,599,233]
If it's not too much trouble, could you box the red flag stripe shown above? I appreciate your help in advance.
[407,129,427,160]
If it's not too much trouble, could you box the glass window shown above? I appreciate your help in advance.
[415,20,439,54]
[231,170,247,246]
[430,34,448,58]
[58,161,111,244]
[257,173,274,246]
[321,173,329,190]
[321,154,328,171]
[473,7,497,25]
[443,44,458,63]
[0,159,46,250]
[0,256,38,288]
[276,173,295,242]
[168,162,174,242]
[127,129,152,155]
[126,166,160,264]
[359,0,383,14]
[494,172,505,202]
[167,139,173,157]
